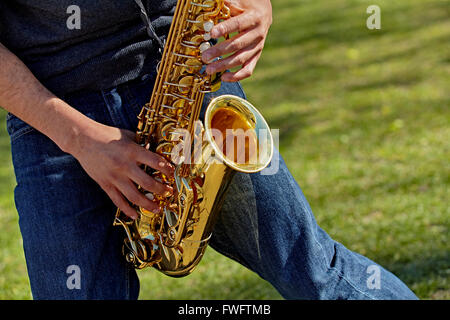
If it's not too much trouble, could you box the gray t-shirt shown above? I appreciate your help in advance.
[0,0,176,97]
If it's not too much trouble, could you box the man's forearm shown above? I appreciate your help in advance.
[0,43,95,154]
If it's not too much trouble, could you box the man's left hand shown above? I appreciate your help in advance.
[201,0,273,82]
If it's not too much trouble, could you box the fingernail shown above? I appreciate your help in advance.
[161,161,175,170]
[164,169,174,179]
[160,162,174,176]
[152,204,161,213]
[162,185,173,197]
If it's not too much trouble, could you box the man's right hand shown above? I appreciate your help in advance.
[70,122,175,220]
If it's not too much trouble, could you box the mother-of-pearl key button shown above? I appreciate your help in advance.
[203,21,214,32]
[199,42,211,53]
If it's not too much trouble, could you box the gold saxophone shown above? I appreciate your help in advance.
[114,0,273,277]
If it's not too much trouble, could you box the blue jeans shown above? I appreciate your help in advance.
[6,73,418,300]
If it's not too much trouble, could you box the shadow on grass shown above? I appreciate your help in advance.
[380,249,450,299]
[268,109,314,148]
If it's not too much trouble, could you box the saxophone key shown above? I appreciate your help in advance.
[199,41,211,53]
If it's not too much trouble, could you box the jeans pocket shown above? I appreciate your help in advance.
[6,113,36,142]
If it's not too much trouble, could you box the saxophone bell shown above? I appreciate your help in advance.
[204,94,273,173]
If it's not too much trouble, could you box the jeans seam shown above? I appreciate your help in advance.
[327,266,376,300]
[235,82,247,100]
[313,233,376,300]
[10,126,36,143]
[126,265,130,299]
[100,90,128,129]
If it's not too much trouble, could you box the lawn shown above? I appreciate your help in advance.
[0,0,448,299]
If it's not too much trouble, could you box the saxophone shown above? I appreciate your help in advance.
[114,0,273,277]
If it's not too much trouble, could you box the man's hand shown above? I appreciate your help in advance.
[71,122,175,220]
[201,0,273,82]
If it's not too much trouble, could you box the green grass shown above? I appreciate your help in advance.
[0,0,448,299]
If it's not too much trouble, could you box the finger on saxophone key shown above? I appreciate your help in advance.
[144,202,161,215]
[136,148,175,177]
[150,180,173,197]
[142,193,162,214]
[158,160,175,178]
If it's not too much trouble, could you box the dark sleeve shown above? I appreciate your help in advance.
[0,2,4,38]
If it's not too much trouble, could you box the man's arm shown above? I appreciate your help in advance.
[0,43,173,219]
[0,43,88,154]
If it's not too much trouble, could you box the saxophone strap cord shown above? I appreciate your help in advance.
[134,0,165,53]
